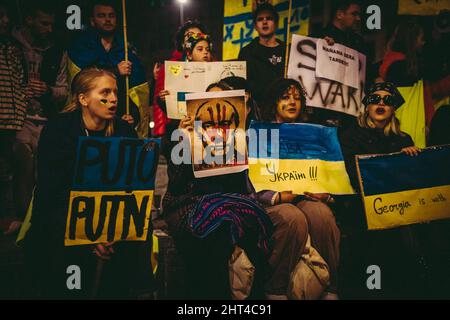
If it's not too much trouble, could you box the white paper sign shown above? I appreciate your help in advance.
[316,39,359,89]
[287,35,366,117]
[165,61,247,119]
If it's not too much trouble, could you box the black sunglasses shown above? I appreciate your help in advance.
[366,94,396,107]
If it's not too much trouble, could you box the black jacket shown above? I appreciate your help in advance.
[238,38,285,106]
[31,110,137,243]
[316,24,366,56]
[340,125,414,191]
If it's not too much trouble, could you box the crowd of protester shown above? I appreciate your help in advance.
[0,0,450,299]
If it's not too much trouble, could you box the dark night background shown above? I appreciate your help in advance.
[5,0,444,82]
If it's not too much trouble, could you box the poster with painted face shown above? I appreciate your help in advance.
[185,90,248,178]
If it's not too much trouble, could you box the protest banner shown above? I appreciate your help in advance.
[248,122,354,194]
[356,145,450,230]
[64,137,160,246]
[287,34,366,117]
[223,0,310,61]
[398,0,450,16]
[316,39,359,89]
[165,61,246,119]
[185,90,248,178]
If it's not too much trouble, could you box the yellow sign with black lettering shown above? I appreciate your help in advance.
[356,145,450,230]
[64,137,160,246]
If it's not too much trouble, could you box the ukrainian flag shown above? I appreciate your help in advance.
[248,122,354,195]
[67,29,149,117]
[396,80,426,148]
[357,144,450,230]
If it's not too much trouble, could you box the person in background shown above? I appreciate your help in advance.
[157,31,213,161]
[152,20,208,138]
[0,1,27,236]
[67,0,146,133]
[310,0,365,131]
[12,1,68,224]
[380,21,450,140]
[238,3,285,108]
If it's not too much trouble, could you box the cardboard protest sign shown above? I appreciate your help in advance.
[248,122,354,194]
[316,39,359,89]
[165,61,246,119]
[356,145,450,231]
[223,0,310,60]
[287,34,366,117]
[65,137,160,246]
[185,90,248,178]
[398,0,450,16]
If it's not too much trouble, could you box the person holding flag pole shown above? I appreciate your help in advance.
[67,0,150,137]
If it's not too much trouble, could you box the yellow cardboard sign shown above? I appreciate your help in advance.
[65,190,153,246]
[363,185,450,230]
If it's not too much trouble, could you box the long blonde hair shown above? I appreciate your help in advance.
[357,109,404,136]
[63,67,117,136]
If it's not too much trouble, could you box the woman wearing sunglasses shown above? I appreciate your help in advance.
[339,82,428,298]
[340,82,420,191]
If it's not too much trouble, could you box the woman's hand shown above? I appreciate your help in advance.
[159,90,170,102]
[179,115,194,131]
[4,221,22,235]
[304,192,335,204]
[121,114,135,125]
[117,61,132,76]
[93,242,115,260]
[324,36,335,46]
[276,191,298,204]
[401,146,421,156]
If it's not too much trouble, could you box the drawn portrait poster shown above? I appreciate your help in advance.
[185,90,248,178]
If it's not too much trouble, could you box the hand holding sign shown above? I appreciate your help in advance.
[93,242,115,260]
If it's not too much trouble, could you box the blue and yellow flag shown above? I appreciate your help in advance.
[67,29,149,112]
[356,145,450,230]
[223,0,310,60]
[64,137,160,246]
[248,122,354,194]
[396,80,426,148]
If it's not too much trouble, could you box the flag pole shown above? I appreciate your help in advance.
[122,0,130,115]
[284,0,293,78]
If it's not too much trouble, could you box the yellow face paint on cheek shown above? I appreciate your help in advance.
[100,99,108,105]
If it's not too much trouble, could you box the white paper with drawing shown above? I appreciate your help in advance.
[287,34,366,117]
[164,61,246,119]
[315,39,359,89]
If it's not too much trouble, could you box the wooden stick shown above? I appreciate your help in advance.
[122,0,130,115]
[91,258,105,299]
[284,0,293,79]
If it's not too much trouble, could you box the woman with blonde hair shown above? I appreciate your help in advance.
[24,67,150,299]
[341,82,419,190]
[339,82,431,298]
